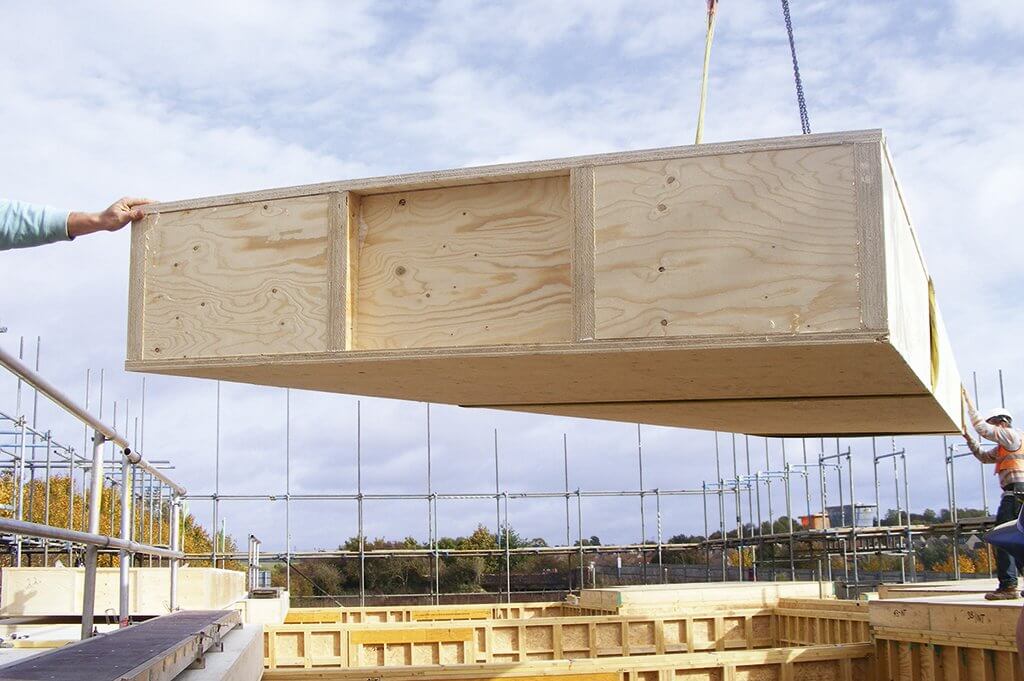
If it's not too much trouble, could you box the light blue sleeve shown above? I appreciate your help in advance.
[0,199,71,251]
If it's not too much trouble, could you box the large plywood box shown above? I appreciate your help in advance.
[0,567,246,616]
[126,130,962,436]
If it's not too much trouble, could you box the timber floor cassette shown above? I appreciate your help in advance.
[261,644,877,681]
[265,598,872,672]
[128,130,962,437]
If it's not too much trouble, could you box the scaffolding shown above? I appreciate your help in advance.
[0,333,1007,605]
[185,373,1007,603]
[0,339,187,638]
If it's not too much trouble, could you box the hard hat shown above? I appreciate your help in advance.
[983,407,1014,424]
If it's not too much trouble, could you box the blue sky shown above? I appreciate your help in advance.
[1,1,1023,553]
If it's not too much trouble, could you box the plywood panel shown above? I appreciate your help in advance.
[142,196,332,360]
[881,151,931,393]
[594,145,860,339]
[130,337,925,406]
[356,178,571,349]
[499,393,959,437]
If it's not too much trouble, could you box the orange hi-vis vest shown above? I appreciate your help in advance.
[995,441,1024,476]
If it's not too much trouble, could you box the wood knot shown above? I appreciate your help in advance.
[658,266,666,273]
[660,319,668,327]
[398,198,407,206]
[666,176,676,184]
[656,203,667,212]
[395,266,407,276]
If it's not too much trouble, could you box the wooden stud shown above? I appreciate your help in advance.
[570,165,596,341]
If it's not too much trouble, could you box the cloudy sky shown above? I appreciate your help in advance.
[1,1,1022,555]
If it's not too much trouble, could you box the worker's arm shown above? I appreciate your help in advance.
[0,199,70,251]
[964,388,1023,450]
[0,197,152,252]
[965,434,998,463]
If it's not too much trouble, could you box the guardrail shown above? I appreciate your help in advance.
[0,344,187,638]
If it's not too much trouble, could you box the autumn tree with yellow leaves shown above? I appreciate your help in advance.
[0,473,240,569]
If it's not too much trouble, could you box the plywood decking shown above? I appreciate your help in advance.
[127,129,962,437]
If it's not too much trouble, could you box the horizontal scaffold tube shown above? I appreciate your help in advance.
[0,517,184,560]
[0,345,185,496]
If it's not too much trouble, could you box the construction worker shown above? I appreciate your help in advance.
[0,197,152,251]
[962,386,1024,599]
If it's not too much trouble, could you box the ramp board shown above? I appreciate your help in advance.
[0,610,239,681]
[126,130,961,436]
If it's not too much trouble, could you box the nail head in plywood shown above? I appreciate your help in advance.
[355,177,572,350]
[593,145,860,340]
[142,195,333,360]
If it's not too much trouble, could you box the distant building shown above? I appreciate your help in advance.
[825,504,877,528]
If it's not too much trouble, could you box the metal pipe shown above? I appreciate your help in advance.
[426,404,434,605]
[81,429,106,639]
[0,346,184,495]
[170,496,181,610]
[285,388,291,593]
[357,400,365,607]
[43,432,51,565]
[637,424,647,584]
[118,455,133,627]
[15,418,26,566]
[0,517,183,558]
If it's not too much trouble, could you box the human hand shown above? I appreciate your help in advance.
[67,197,155,239]
[961,385,975,410]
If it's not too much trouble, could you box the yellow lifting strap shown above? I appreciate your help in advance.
[928,277,940,392]
[694,0,719,145]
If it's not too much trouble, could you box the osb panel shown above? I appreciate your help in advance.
[439,641,464,664]
[143,196,331,360]
[411,643,438,666]
[562,624,590,651]
[736,666,780,681]
[692,620,714,646]
[492,627,519,654]
[594,145,859,340]
[360,643,384,667]
[751,616,772,640]
[723,617,745,641]
[310,631,341,658]
[275,631,304,659]
[596,623,623,648]
[629,621,656,646]
[792,660,840,681]
[525,626,553,651]
[676,670,722,681]
[357,177,571,350]
[664,620,685,645]
[384,643,411,666]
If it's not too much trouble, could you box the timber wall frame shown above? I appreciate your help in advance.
[127,129,962,437]
[264,599,871,671]
[283,602,566,624]
[262,643,877,680]
[870,596,1023,681]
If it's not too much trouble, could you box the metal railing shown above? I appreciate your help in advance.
[0,344,186,638]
